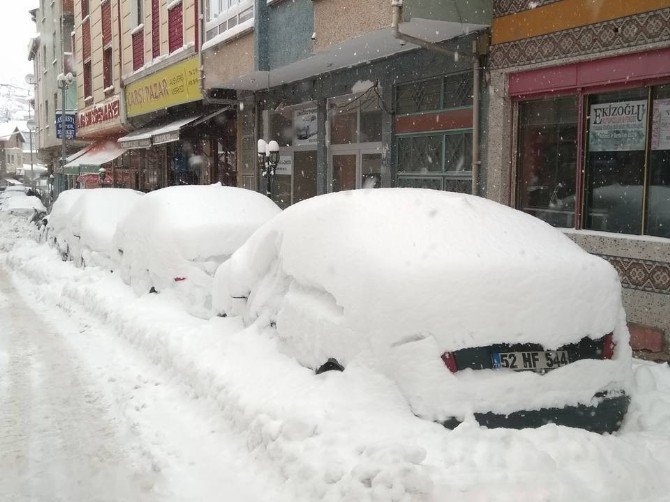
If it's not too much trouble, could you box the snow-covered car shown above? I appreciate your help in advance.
[0,185,29,205]
[0,195,46,218]
[213,189,632,433]
[113,184,281,316]
[48,188,143,268]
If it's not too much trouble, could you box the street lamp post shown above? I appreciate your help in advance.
[257,139,279,199]
[57,72,74,187]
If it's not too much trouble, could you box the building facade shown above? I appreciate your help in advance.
[115,0,236,190]
[66,0,127,189]
[201,0,491,208]
[0,124,25,180]
[486,0,670,348]
[29,0,85,194]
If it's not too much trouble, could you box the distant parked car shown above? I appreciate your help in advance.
[113,184,281,317]
[0,195,46,219]
[213,189,632,433]
[48,188,143,268]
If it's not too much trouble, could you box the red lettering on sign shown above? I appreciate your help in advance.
[77,98,120,129]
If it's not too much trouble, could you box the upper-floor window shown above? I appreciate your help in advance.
[134,0,143,26]
[205,0,253,42]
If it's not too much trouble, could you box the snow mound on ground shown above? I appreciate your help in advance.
[214,189,631,418]
[2,222,669,502]
[48,188,143,268]
[114,184,281,316]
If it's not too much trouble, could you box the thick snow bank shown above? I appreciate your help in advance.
[214,189,631,418]
[1,214,668,502]
[114,184,280,316]
[48,188,143,268]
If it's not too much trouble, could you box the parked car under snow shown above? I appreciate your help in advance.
[113,184,281,316]
[47,188,143,268]
[213,189,632,433]
[0,195,46,218]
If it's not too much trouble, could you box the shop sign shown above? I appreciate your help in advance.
[153,131,180,144]
[294,109,317,145]
[651,98,670,151]
[77,98,120,130]
[276,155,293,176]
[125,56,202,118]
[55,113,76,139]
[589,100,647,152]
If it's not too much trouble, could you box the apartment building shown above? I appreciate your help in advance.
[28,0,84,194]
[66,0,127,188]
[0,124,25,180]
[201,0,491,208]
[114,0,235,190]
[485,0,670,348]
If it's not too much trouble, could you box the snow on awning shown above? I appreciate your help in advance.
[3,178,24,185]
[64,140,126,175]
[118,115,202,148]
[117,126,156,149]
[151,115,201,145]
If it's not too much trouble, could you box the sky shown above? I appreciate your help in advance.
[0,0,38,91]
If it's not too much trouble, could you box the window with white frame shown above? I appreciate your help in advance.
[205,0,253,42]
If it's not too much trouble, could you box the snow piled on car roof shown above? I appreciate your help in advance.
[114,184,281,316]
[216,188,623,352]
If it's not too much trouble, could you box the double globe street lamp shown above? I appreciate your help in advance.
[257,139,279,199]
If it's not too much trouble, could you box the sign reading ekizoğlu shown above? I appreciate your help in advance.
[589,100,647,152]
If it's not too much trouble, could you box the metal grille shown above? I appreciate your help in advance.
[396,78,441,115]
[397,135,443,173]
[445,133,472,172]
[444,72,473,109]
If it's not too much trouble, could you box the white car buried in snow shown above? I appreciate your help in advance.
[47,188,144,268]
[213,189,632,433]
[113,184,281,317]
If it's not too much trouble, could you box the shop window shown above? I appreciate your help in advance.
[331,110,357,145]
[332,154,357,192]
[517,96,578,228]
[398,134,443,173]
[396,77,442,115]
[168,3,183,53]
[362,153,382,188]
[329,92,381,145]
[647,84,670,238]
[205,0,253,42]
[585,88,648,235]
[443,72,473,109]
[270,110,293,147]
[396,72,473,115]
[293,151,317,203]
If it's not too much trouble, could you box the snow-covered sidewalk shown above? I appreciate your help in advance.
[2,215,670,501]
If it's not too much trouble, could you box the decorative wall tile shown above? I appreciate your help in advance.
[599,255,670,295]
[493,0,562,18]
[490,8,670,69]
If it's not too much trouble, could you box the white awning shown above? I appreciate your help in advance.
[151,115,201,145]
[118,126,156,149]
[118,115,202,148]
[64,140,126,174]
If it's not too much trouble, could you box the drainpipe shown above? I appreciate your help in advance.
[391,1,482,196]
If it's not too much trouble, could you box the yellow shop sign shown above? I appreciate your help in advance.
[125,57,202,117]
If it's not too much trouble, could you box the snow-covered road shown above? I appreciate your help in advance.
[0,264,286,502]
[2,214,670,502]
